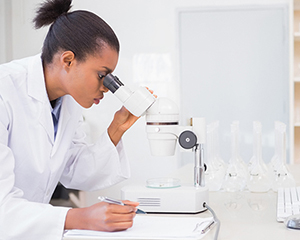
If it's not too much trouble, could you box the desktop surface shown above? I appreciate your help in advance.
[63,165,300,240]
[203,191,299,240]
[203,164,300,240]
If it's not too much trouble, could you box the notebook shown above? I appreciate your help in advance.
[64,215,214,239]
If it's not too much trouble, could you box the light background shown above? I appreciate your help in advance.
[0,0,292,205]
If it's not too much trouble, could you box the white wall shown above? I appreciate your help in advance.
[0,1,5,64]
[0,0,12,64]
[179,5,290,165]
[10,0,48,61]
[1,0,292,206]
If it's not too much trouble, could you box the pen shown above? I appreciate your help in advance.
[201,220,215,234]
[98,196,147,214]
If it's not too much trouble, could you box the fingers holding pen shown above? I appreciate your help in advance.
[122,199,140,207]
[100,203,137,231]
[106,202,137,214]
[71,201,137,232]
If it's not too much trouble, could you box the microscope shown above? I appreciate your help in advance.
[103,74,209,213]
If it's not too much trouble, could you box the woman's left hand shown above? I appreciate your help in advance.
[107,106,139,146]
[107,87,156,146]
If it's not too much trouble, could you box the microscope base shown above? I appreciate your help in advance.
[121,185,209,213]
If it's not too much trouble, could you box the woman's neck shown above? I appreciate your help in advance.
[43,60,66,101]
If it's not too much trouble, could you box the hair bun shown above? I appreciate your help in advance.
[33,0,72,29]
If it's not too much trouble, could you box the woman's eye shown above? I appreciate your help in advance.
[98,74,104,80]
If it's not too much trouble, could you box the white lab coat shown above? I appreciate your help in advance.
[0,55,130,240]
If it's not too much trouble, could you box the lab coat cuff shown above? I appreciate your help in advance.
[84,131,130,189]
[104,130,125,156]
[101,131,131,179]
[55,206,71,239]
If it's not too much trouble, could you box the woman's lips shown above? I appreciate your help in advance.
[94,99,100,105]
[93,96,103,105]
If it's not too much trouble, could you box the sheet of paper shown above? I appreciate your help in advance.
[64,215,213,239]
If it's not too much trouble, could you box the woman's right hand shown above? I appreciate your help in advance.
[65,201,138,232]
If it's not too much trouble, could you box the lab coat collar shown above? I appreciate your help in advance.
[27,54,48,103]
[27,55,55,144]
[26,54,78,149]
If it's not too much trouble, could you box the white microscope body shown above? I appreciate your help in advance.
[103,74,209,213]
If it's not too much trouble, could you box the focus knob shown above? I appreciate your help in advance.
[178,130,197,149]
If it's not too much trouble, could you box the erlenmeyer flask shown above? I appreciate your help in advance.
[247,121,271,192]
[222,121,247,192]
[272,122,295,192]
[205,121,226,191]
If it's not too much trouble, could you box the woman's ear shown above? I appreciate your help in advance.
[60,51,75,71]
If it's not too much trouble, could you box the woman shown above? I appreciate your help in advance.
[0,0,144,239]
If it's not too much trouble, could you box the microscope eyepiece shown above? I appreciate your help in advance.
[103,74,124,93]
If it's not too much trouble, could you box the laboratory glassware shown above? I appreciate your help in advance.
[271,122,295,192]
[205,121,226,191]
[247,121,271,192]
[222,121,247,192]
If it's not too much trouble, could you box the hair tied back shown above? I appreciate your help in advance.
[33,0,72,29]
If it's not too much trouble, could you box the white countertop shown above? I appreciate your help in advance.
[202,164,300,240]
[63,164,300,240]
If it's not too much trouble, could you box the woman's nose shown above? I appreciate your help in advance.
[100,85,109,93]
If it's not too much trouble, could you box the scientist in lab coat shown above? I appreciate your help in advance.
[0,0,145,239]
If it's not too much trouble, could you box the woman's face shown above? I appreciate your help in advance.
[65,45,119,108]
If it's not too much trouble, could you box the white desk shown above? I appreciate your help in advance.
[203,191,299,240]
[64,165,300,240]
[203,164,300,240]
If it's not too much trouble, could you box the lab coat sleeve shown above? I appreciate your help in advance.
[0,97,70,240]
[60,117,131,191]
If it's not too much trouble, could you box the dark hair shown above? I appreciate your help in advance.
[33,0,119,64]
